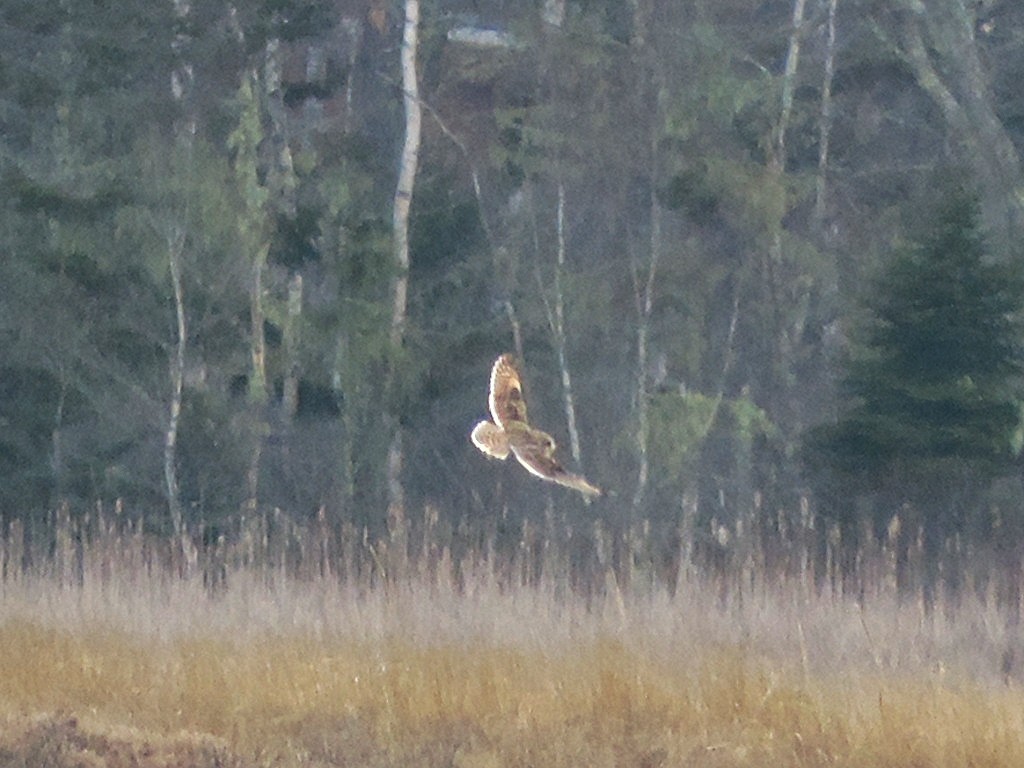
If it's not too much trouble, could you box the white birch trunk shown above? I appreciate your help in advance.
[551,183,583,467]
[161,205,197,573]
[387,0,422,513]
[531,183,585,482]
[165,226,187,543]
[762,0,807,417]
[629,8,661,516]
[631,189,661,514]
[391,0,421,349]
[166,0,197,574]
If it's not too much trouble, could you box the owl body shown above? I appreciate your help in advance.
[470,354,601,499]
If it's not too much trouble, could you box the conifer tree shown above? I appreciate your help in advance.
[808,179,1024,543]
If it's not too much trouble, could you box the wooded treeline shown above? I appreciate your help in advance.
[2,0,1024,585]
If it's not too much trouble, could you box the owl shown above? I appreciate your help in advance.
[471,354,602,498]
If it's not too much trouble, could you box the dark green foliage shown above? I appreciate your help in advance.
[0,0,1023,570]
[806,180,1024,535]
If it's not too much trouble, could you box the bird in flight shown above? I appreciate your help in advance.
[471,353,602,499]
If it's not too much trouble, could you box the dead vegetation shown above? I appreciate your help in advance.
[1,504,1023,766]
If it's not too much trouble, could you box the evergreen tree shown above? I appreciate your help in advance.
[807,180,1024,542]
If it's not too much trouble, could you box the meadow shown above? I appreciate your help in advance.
[1,503,1023,767]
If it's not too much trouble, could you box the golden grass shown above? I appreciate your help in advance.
[2,510,1023,766]
[2,582,1024,767]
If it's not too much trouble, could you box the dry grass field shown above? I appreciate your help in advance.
[1,508,1023,767]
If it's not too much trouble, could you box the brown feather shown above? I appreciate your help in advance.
[488,354,528,427]
[472,353,602,499]
[470,420,510,459]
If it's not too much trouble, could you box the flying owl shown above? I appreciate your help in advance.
[471,354,602,499]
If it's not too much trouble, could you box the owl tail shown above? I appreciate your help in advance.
[559,473,602,499]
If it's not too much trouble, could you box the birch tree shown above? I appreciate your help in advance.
[163,225,190,556]
[629,56,664,517]
[160,0,197,571]
[386,0,422,515]
[229,69,271,519]
[763,0,807,422]
[536,184,583,469]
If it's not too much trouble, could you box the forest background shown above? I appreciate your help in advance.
[3,0,1024,598]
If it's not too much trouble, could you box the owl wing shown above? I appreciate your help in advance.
[510,438,602,499]
[471,420,511,460]
[488,353,529,428]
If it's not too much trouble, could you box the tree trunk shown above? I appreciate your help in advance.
[428,108,524,359]
[631,183,661,515]
[165,226,187,543]
[551,183,583,467]
[762,0,807,422]
[390,0,421,350]
[772,0,807,173]
[50,367,67,505]
[386,0,422,515]
[165,0,197,575]
[341,19,362,135]
[283,272,303,421]
[894,1,1024,246]
[813,0,839,231]
[333,336,356,513]
[245,242,269,517]
[165,225,198,574]
[626,1,672,522]
[533,183,584,472]
[228,48,286,522]
[238,36,295,518]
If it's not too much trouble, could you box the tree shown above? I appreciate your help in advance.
[807,179,1024,548]
[872,0,1024,248]
[386,0,423,519]
[0,0,180,520]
